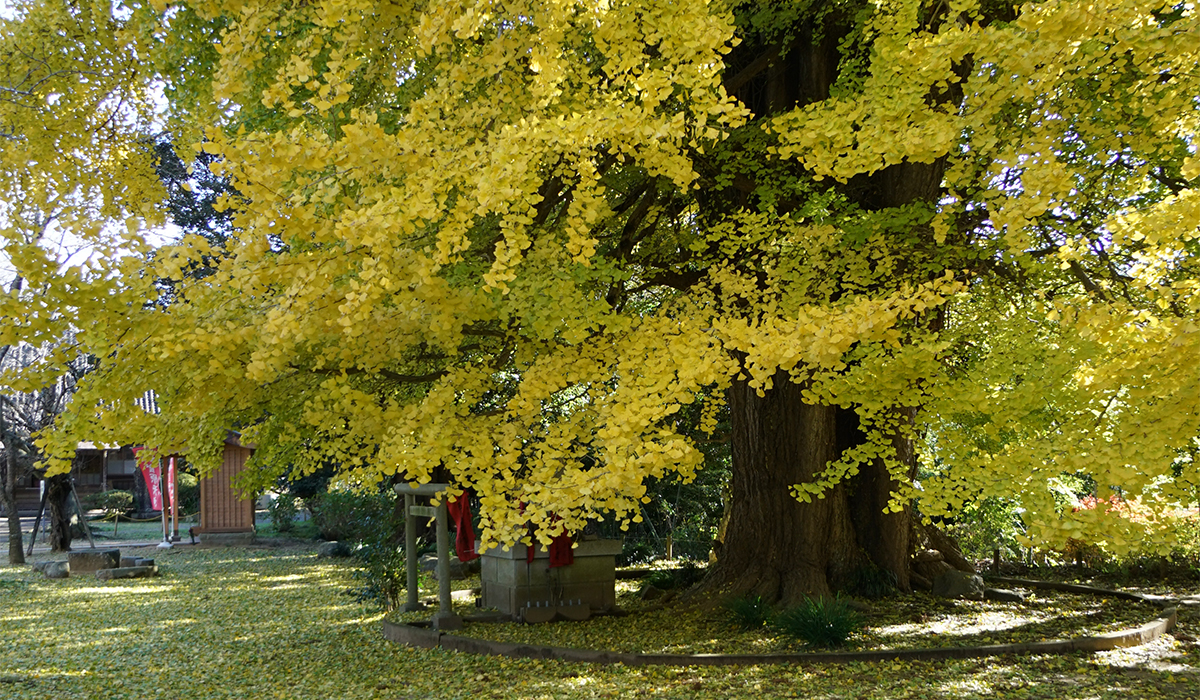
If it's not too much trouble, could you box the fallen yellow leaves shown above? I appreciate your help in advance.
[2,544,1199,698]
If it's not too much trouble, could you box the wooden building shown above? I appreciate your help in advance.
[9,443,136,515]
[196,432,256,544]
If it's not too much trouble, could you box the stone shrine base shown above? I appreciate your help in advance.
[481,539,621,622]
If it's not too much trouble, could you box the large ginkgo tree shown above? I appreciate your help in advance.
[11,0,1199,601]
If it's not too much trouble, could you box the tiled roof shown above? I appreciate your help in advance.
[133,390,159,415]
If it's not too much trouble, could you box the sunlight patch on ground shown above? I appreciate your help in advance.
[1096,636,1197,673]
[63,584,176,596]
[4,547,1199,699]
[937,676,994,694]
[875,609,1056,638]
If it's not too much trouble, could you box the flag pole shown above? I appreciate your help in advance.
[169,456,179,542]
[157,457,172,550]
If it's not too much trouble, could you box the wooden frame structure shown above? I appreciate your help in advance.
[197,432,256,543]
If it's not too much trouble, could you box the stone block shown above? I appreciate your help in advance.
[430,612,463,631]
[96,565,158,580]
[984,587,1026,603]
[640,585,666,602]
[480,539,619,618]
[548,557,617,585]
[508,582,616,612]
[556,602,591,621]
[317,541,352,558]
[67,549,120,573]
[932,570,985,600]
[487,559,532,588]
[43,561,70,579]
[521,603,558,624]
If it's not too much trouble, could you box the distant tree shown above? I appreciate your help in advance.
[0,341,85,558]
[152,140,238,288]
[0,0,161,560]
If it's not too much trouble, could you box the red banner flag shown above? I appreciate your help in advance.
[142,463,164,511]
[132,447,164,511]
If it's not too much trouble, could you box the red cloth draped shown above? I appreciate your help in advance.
[525,517,574,568]
[446,494,479,562]
[548,532,574,568]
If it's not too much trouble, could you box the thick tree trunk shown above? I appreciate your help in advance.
[46,473,73,553]
[701,374,915,604]
[3,448,24,565]
[697,10,951,605]
[843,407,917,592]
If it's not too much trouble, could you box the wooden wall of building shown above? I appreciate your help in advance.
[199,444,255,534]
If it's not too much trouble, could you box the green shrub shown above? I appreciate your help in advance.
[350,538,408,611]
[85,490,134,517]
[773,595,861,647]
[309,489,407,611]
[725,594,772,630]
[177,472,200,514]
[268,493,299,533]
[310,489,398,543]
[947,497,1027,561]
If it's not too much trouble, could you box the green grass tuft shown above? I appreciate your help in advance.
[773,594,862,647]
[724,594,773,630]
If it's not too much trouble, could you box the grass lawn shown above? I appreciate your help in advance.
[2,545,1199,699]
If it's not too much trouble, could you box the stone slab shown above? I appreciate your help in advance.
[42,561,70,579]
[96,565,158,580]
[555,603,591,621]
[521,604,558,624]
[985,588,1026,603]
[381,620,442,649]
[431,612,463,631]
[68,549,120,573]
[486,581,616,617]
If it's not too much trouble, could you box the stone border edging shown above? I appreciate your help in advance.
[986,575,1196,607]
[382,605,1178,666]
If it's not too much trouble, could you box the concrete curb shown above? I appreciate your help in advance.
[382,606,1178,666]
[987,576,1200,607]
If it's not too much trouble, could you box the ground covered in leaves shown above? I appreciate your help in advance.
[3,546,1199,699]
[407,579,1176,655]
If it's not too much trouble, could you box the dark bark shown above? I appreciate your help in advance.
[46,473,72,552]
[843,407,918,592]
[3,447,23,564]
[701,376,877,603]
